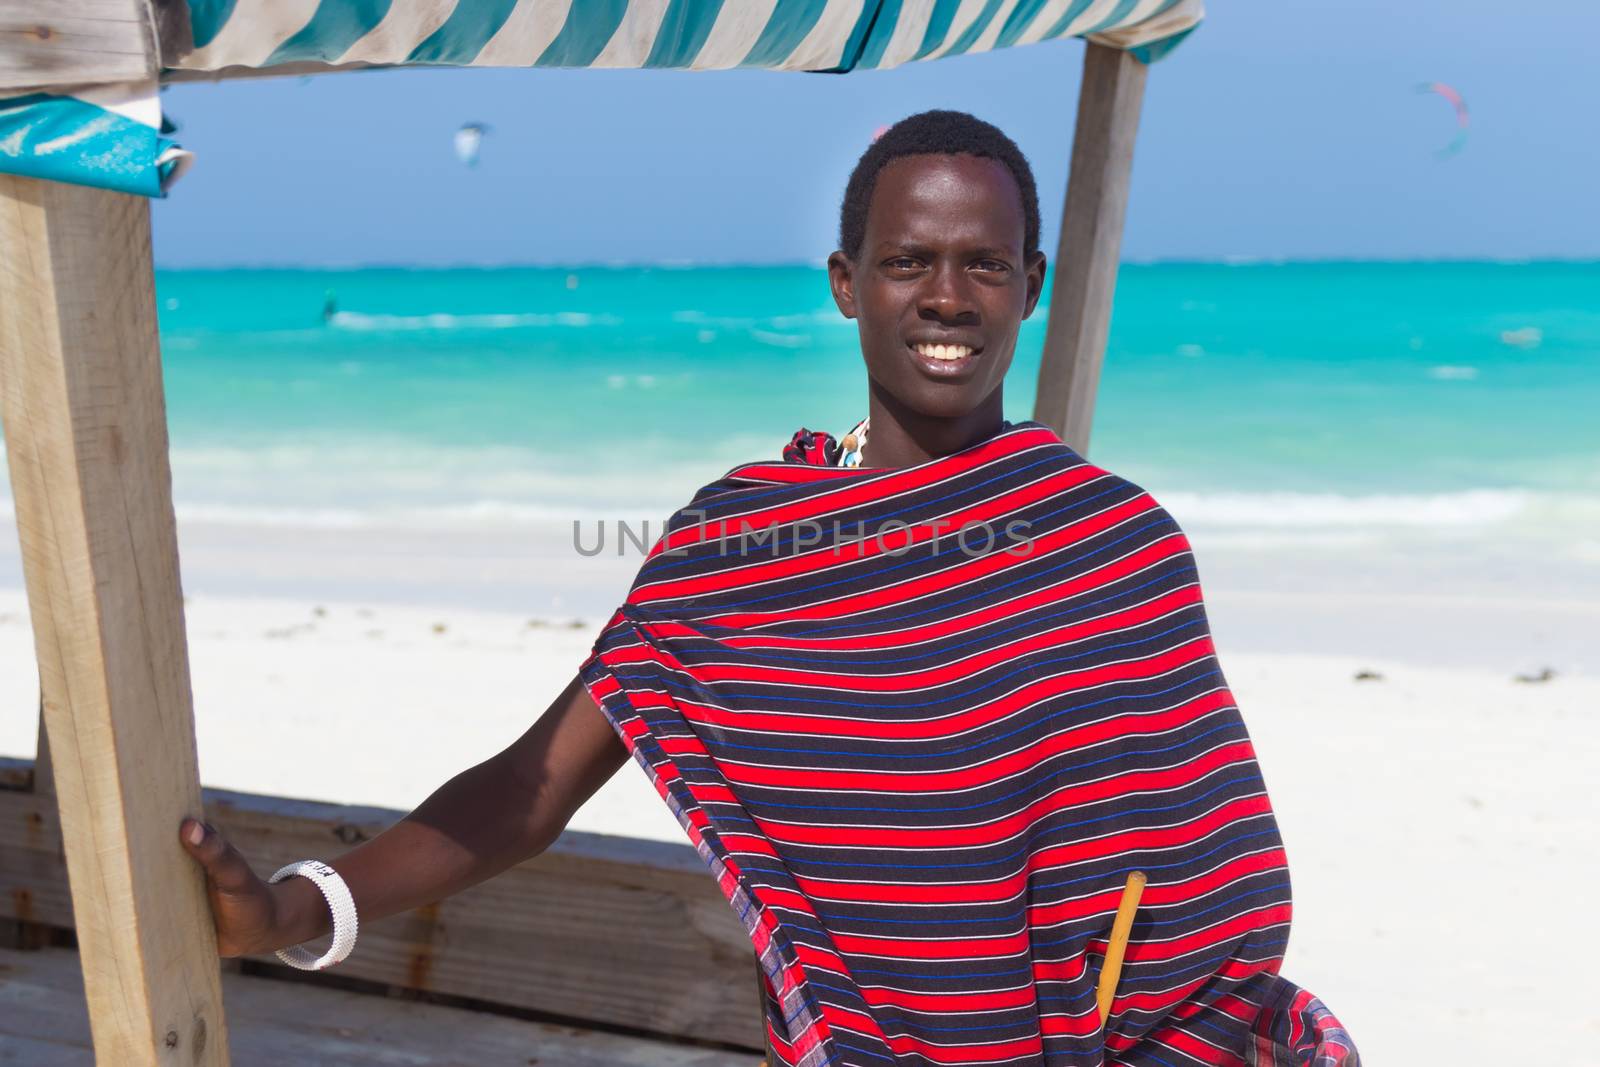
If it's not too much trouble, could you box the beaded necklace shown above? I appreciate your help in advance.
[837,416,870,467]
[781,417,870,468]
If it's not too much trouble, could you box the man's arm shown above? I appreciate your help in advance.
[180,672,628,956]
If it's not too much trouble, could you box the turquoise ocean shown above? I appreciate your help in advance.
[148,262,1596,509]
[3,261,1598,604]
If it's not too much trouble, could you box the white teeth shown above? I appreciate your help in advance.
[914,343,973,361]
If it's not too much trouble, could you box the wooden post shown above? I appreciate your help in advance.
[0,175,228,1065]
[1033,42,1148,455]
[0,1,160,90]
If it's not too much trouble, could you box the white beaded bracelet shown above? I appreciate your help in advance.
[267,860,359,971]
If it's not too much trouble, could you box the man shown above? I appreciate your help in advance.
[184,110,1357,1067]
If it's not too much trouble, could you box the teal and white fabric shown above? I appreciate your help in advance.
[0,0,1201,196]
[0,81,191,198]
[176,0,1202,73]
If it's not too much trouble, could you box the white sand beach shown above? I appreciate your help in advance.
[1,522,1596,1065]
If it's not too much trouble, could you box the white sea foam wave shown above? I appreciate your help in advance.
[5,485,1593,532]
[170,501,636,529]
[329,310,618,331]
[4,488,1599,551]
[1499,326,1543,349]
[1158,488,1568,529]
[0,492,594,532]
[672,309,847,330]
[749,329,811,348]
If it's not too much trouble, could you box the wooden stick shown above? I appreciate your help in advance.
[1032,42,1148,455]
[0,174,229,1065]
[1096,871,1147,1027]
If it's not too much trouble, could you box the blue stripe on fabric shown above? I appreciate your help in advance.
[666,425,1064,523]
[589,515,1180,676]
[187,0,238,49]
[735,573,1196,673]
[718,769,1256,843]
[536,0,630,66]
[638,437,1095,570]
[808,872,1287,930]
[643,0,727,67]
[806,979,1036,1034]
[1183,991,1291,1042]
[1040,0,1099,40]
[735,814,1276,882]
[732,515,1177,639]
[909,0,967,59]
[649,463,1126,591]
[264,0,392,65]
[688,566,1203,675]
[823,1038,890,1064]
[1131,880,1291,933]
[830,0,891,71]
[848,963,1031,982]
[937,0,1006,57]
[630,663,1224,756]
[849,0,901,69]
[1062,944,1282,987]
[650,482,1144,613]
[726,720,1241,815]
[740,0,833,68]
[637,463,1074,581]
[995,0,1056,48]
[1032,829,1283,896]
[619,557,1175,693]
[1081,0,1142,36]
[640,452,1100,578]
[407,0,522,64]
[0,92,171,198]
[626,612,1212,714]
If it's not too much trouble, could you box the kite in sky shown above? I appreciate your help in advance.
[1416,82,1469,158]
[454,122,489,167]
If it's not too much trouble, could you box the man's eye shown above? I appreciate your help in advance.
[887,258,920,270]
[974,260,1009,272]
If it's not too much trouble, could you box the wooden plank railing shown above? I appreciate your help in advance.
[0,755,763,1050]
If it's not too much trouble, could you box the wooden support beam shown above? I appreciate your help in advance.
[0,1,159,91]
[0,175,228,1065]
[1033,42,1148,455]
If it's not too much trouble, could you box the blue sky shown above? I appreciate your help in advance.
[153,0,1598,266]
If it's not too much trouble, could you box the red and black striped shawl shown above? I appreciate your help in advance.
[580,421,1358,1067]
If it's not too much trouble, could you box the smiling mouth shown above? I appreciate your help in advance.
[908,341,981,376]
[912,342,976,361]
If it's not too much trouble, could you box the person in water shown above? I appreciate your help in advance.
[181,110,1357,1067]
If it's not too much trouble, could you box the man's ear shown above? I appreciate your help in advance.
[1021,250,1047,319]
[827,250,858,320]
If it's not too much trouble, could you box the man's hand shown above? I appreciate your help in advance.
[179,817,294,957]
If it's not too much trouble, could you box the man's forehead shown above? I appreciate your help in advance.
[866,154,1025,250]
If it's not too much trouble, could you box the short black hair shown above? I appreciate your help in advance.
[837,109,1041,262]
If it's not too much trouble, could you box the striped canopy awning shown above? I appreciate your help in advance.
[1,0,1201,197]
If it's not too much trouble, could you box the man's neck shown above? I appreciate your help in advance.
[861,384,1006,469]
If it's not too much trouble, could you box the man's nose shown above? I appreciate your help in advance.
[918,262,979,323]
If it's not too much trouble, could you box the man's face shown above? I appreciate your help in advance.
[828,153,1047,419]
